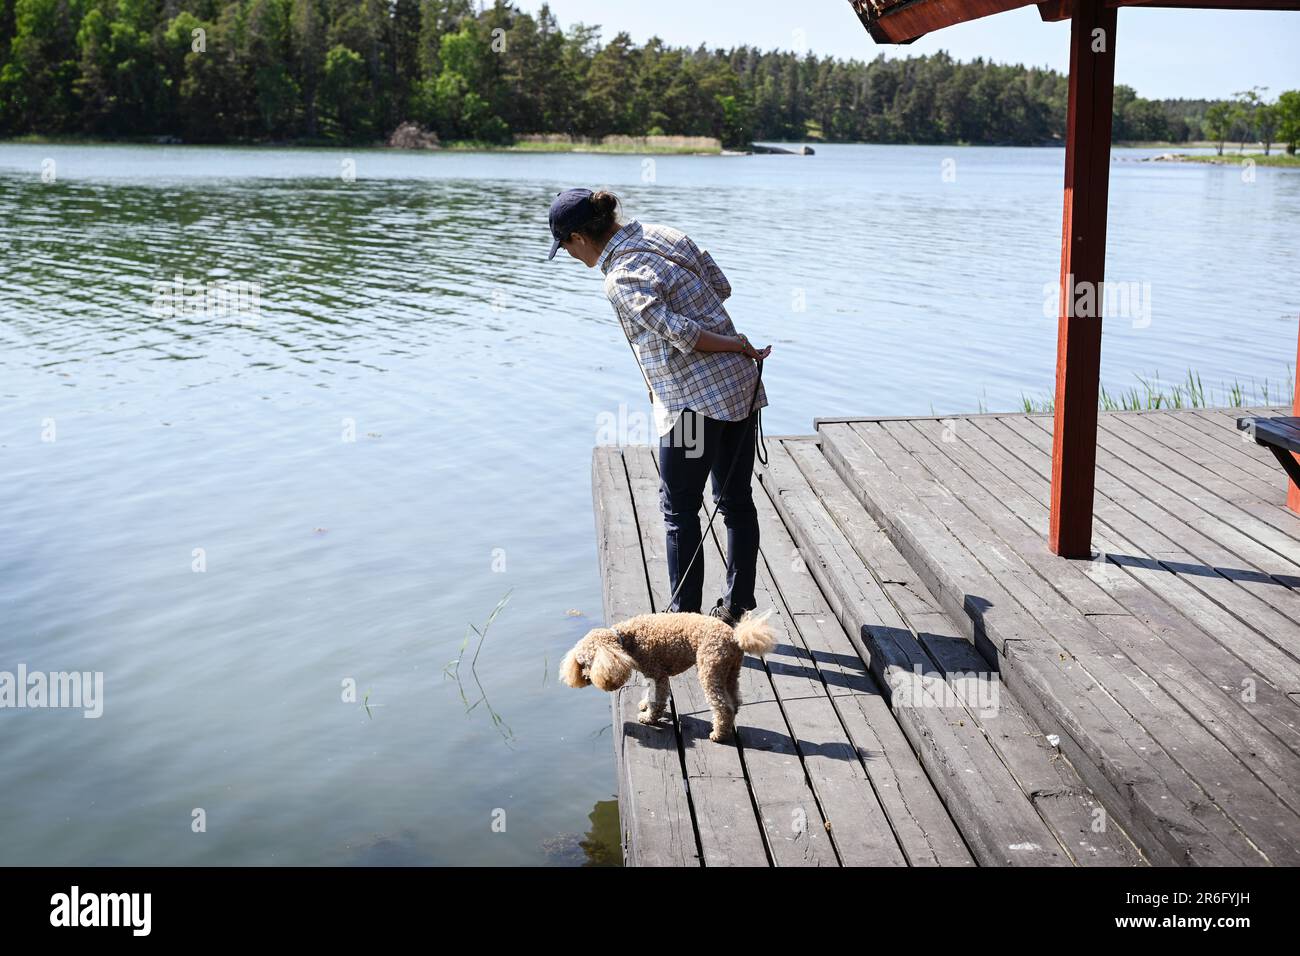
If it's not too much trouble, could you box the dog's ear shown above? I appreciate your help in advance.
[558,647,588,688]
[590,641,633,691]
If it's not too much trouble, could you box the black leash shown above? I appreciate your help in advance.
[663,358,767,613]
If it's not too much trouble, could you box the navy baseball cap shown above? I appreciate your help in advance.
[547,187,596,260]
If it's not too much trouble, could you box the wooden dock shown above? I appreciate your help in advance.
[592,406,1300,866]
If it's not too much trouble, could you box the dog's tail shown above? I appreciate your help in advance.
[733,609,776,657]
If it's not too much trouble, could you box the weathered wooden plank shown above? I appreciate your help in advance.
[817,420,1258,865]
[757,443,974,867]
[596,408,1300,867]
[624,445,827,866]
[763,440,1073,865]
[1179,407,1292,482]
[866,417,1300,864]
[1109,411,1300,564]
[961,415,1300,753]
[742,572,908,865]
[679,776,777,867]
[898,416,1300,822]
[685,452,907,867]
[988,420,1300,860]
[982,411,1300,686]
[813,412,1043,427]
[1111,411,1286,511]
[1163,410,1287,490]
[1094,414,1300,576]
[663,442,905,867]
[717,699,840,866]
[622,448,751,777]
[883,416,1300,863]
[782,434,1146,865]
[987,414,1300,685]
[681,471,853,867]
[790,611,980,867]
[1018,415,1300,662]
[592,447,697,866]
[920,630,1144,865]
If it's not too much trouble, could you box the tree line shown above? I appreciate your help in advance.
[1203,87,1300,155]
[2,0,1297,151]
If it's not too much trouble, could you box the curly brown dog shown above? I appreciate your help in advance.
[559,610,776,741]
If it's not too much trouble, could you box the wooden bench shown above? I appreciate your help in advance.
[1237,416,1300,489]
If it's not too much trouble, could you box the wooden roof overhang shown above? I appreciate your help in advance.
[851,0,1300,44]
[845,0,1300,557]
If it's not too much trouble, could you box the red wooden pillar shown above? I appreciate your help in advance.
[1049,0,1118,558]
[1289,319,1300,513]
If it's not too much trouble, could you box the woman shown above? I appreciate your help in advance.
[547,187,771,625]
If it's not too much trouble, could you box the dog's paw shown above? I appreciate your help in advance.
[637,710,659,726]
[638,699,650,713]
[709,728,734,743]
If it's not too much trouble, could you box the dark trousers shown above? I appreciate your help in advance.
[658,407,760,615]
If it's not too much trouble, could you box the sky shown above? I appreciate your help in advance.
[517,1,1300,101]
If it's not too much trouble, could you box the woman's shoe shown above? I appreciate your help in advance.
[707,599,739,627]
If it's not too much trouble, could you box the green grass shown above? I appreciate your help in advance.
[1019,368,1293,414]
[444,590,515,745]
[1118,139,1220,149]
[1170,151,1300,168]
[1,133,722,154]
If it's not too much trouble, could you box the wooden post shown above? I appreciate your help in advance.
[1049,0,1118,558]
[1289,318,1300,513]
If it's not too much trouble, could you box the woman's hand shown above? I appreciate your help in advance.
[735,333,771,361]
[690,329,771,358]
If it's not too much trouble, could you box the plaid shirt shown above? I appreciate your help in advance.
[598,219,767,437]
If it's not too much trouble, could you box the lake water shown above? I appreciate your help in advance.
[1,142,1296,865]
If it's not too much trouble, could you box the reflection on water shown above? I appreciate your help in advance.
[0,142,1295,865]
[337,796,620,865]
[541,799,621,867]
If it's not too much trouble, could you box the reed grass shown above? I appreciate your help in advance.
[1019,368,1293,414]
[445,590,515,744]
